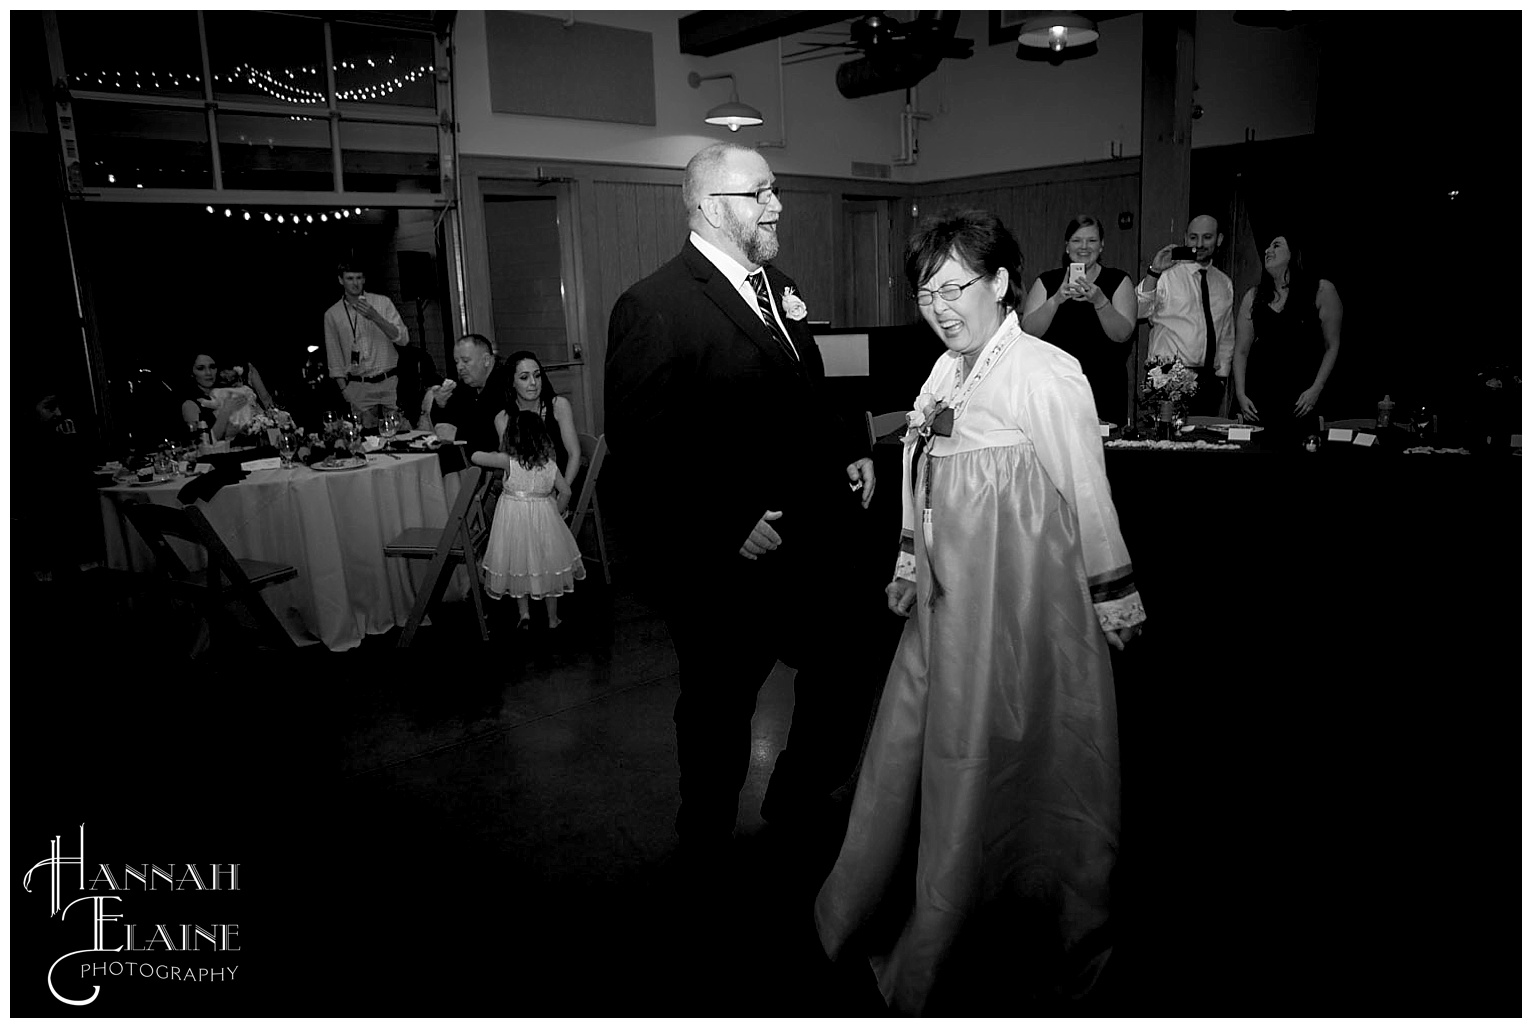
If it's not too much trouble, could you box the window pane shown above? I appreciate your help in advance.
[331,22,436,108]
[58,10,204,100]
[217,113,334,191]
[72,102,211,189]
[338,122,440,193]
[205,11,328,108]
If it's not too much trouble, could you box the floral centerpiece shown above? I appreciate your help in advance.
[1140,356,1199,431]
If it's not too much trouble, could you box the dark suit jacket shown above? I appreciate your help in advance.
[606,241,865,579]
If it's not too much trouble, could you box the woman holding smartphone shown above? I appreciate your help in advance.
[1020,214,1137,424]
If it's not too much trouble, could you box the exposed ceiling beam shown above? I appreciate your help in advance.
[678,11,862,57]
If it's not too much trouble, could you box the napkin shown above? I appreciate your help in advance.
[239,457,283,472]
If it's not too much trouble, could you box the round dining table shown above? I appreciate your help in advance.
[98,452,468,650]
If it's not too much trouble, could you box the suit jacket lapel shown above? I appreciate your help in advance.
[683,243,802,375]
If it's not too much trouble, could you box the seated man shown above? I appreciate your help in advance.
[429,333,507,461]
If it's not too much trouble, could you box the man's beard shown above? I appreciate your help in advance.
[723,206,779,265]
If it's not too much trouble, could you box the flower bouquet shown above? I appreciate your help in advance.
[1139,356,1199,437]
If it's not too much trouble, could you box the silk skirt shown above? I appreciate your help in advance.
[814,442,1121,1013]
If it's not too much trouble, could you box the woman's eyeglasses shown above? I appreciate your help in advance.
[913,274,984,306]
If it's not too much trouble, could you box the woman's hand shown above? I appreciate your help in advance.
[886,579,916,617]
[1104,624,1140,651]
[225,392,251,413]
[1294,385,1322,417]
[1079,280,1108,309]
[1237,392,1260,422]
[556,492,570,516]
[1053,279,1085,304]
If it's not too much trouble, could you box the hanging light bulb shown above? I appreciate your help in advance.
[277,215,284,223]
[354,207,362,214]
[107,174,116,183]
[320,214,327,222]
[224,208,231,216]
[243,211,251,220]
[306,214,313,223]
[264,213,272,221]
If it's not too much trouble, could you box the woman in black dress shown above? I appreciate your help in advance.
[1233,232,1343,443]
[1019,214,1137,425]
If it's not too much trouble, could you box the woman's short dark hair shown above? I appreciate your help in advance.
[904,208,1024,311]
[1061,214,1105,266]
[505,349,559,406]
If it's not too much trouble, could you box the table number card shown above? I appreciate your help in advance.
[1098,424,1112,437]
[1228,427,1252,442]
[240,457,284,472]
[1353,433,1377,447]
[1327,428,1354,443]
[1512,434,1522,448]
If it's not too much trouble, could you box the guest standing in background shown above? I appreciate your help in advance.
[1137,215,1235,417]
[504,350,581,503]
[1233,232,1343,444]
[815,209,1143,1014]
[322,259,409,428]
[1020,214,1137,425]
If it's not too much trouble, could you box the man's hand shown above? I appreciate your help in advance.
[846,458,876,508]
[738,510,783,560]
[345,294,380,323]
[886,579,916,617]
[1104,624,1141,651]
[1149,243,1177,275]
[1237,392,1260,422]
[435,379,457,404]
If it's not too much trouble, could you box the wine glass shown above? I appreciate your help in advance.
[321,410,342,438]
[379,411,400,447]
[277,428,300,469]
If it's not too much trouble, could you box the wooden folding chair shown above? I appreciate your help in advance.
[385,466,494,648]
[122,500,299,651]
[567,432,611,585]
[865,410,910,449]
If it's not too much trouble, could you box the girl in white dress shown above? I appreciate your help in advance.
[479,409,586,630]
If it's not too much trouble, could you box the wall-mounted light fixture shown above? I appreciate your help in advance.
[1016,12,1099,62]
[687,71,764,132]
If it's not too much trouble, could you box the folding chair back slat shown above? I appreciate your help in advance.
[569,432,611,585]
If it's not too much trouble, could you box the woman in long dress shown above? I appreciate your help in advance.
[814,209,1146,1013]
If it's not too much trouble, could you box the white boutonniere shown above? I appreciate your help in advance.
[780,286,808,321]
[905,392,953,441]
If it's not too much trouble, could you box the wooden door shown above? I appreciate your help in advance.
[842,198,893,326]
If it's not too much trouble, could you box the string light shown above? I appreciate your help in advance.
[264,213,272,221]
[72,58,431,103]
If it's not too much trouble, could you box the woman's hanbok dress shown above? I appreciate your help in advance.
[814,311,1146,1013]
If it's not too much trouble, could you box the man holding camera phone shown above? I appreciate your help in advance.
[1136,214,1235,417]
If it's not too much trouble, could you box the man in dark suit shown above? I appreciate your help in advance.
[606,142,880,860]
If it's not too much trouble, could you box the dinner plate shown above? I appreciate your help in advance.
[1204,423,1264,434]
[314,456,369,471]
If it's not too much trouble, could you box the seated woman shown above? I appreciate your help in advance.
[182,352,271,447]
[1233,232,1342,443]
[1019,214,1137,425]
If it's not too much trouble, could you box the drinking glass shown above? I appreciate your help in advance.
[277,428,300,469]
[379,412,400,446]
[322,410,342,437]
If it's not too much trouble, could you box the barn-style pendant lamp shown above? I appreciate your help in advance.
[1016,12,1099,55]
[688,71,764,132]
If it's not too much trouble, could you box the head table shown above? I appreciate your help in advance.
[98,452,470,651]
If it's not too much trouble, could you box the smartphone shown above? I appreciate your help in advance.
[1067,262,1087,286]
[1170,245,1196,261]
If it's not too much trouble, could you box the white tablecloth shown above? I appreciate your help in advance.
[99,453,466,651]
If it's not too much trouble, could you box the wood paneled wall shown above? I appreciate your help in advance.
[458,154,1152,435]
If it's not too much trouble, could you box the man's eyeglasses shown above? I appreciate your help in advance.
[706,185,779,205]
[912,274,985,306]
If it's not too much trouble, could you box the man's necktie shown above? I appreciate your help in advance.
[1198,268,1217,370]
[748,269,799,363]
